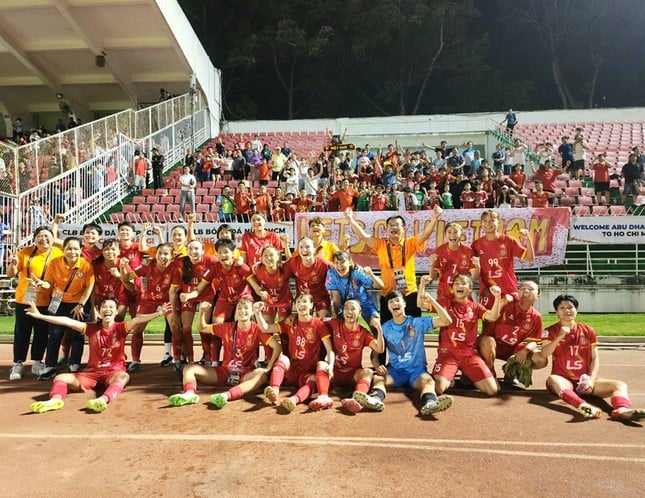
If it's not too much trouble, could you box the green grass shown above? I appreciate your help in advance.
[0,313,643,336]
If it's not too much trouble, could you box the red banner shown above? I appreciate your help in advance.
[295,208,570,271]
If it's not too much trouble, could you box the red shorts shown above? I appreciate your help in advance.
[494,341,526,361]
[179,299,198,313]
[76,367,124,391]
[212,299,236,321]
[283,368,316,387]
[432,350,493,384]
[332,367,362,388]
[137,301,164,315]
[212,365,255,387]
[261,301,293,318]
[313,298,330,313]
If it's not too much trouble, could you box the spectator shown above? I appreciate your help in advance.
[151,147,165,190]
[529,181,556,208]
[133,152,147,192]
[491,144,505,173]
[446,148,465,175]
[233,181,254,223]
[571,130,589,180]
[215,185,235,222]
[591,154,611,205]
[621,153,641,204]
[558,136,574,170]
[501,108,518,136]
[178,165,196,219]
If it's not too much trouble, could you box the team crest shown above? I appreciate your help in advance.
[305,332,315,341]
[352,339,360,347]
[579,336,589,345]
[499,246,508,257]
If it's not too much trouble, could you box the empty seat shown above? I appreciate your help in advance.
[573,205,590,216]
[122,204,135,213]
[591,205,609,216]
[565,187,580,197]
[577,196,594,206]
[609,205,627,215]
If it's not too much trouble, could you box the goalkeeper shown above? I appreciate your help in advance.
[477,281,547,387]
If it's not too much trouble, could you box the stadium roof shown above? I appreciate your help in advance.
[0,0,197,121]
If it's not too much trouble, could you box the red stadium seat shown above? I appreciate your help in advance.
[591,205,609,216]
[609,205,627,215]
[572,205,590,216]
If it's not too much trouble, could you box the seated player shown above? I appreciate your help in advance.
[168,300,281,409]
[253,294,334,413]
[533,294,645,421]
[28,299,171,413]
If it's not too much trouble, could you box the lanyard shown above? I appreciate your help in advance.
[62,267,79,293]
[386,241,405,269]
[341,267,353,303]
[230,323,238,360]
[26,247,52,280]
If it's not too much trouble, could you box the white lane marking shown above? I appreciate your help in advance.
[1,433,644,462]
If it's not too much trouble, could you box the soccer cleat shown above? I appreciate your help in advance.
[308,395,334,411]
[264,386,280,406]
[168,392,199,407]
[210,393,228,408]
[38,367,56,381]
[30,399,64,413]
[126,361,140,373]
[578,402,602,418]
[341,397,362,414]
[9,362,24,381]
[69,364,80,373]
[159,355,173,367]
[611,408,645,422]
[31,361,44,376]
[352,391,384,412]
[173,361,185,374]
[420,394,454,416]
[86,398,108,413]
[281,398,296,413]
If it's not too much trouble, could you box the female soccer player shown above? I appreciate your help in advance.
[168,300,281,408]
[239,212,287,268]
[28,300,172,414]
[91,239,128,322]
[534,294,645,421]
[248,245,293,324]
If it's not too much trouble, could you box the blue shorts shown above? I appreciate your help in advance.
[388,364,428,389]
[361,301,379,323]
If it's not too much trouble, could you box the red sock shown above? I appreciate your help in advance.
[316,369,330,396]
[355,378,371,394]
[182,330,194,362]
[200,333,212,362]
[50,379,68,399]
[227,385,244,401]
[270,359,287,387]
[172,335,182,361]
[559,388,584,408]
[183,382,197,394]
[102,381,126,403]
[610,396,631,410]
[294,381,315,404]
[130,331,143,362]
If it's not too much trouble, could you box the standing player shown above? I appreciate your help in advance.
[478,280,545,383]
[239,212,287,268]
[28,300,172,413]
[248,245,293,324]
[91,239,128,322]
[327,299,385,413]
[284,238,333,318]
[254,294,334,413]
[168,300,281,408]
[429,222,478,301]
[362,280,453,416]
[117,221,144,319]
[533,294,645,421]
[471,209,534,307]
[432,275,502,397]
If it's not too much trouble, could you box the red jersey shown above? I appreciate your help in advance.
[592,162,609,183]
[535,168,562,192]
[438,299,489,353]
[509,172,526,189]
[119,242,143,270]
[328,318,375,373]
[84,321,129,371]
[543,322,597,381]
[240,231,284,268]
[254,194,271,217]
[277,316,330,372]
[284,256,333,302]
[203,261,253,303]
[481,300,543,348]
[171,255,218,303]
[82,245,102,263]
[234,191,252,214]
[133,261,175,304]
[92,260,127,305]
[208,321,271,372]
[471,234,526,297]
[432,243,475,300]
[460,191,475,209]
[331,188,359,211]
[530,191,550,208]
[371,193,388,211]
[293,197,313,212]
[252,265,293,307]
[473,191,488,209]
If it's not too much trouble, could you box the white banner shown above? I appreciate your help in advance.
[569,216,645,243]
[57,222,295,247]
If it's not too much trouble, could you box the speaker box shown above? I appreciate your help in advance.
[95,55,106,68]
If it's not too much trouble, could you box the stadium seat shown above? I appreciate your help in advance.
[577,196,594,206]
[558,196,576,207]
[609,205,627,216]
[110,213,124,223]
[142,188,154,196]
[132,195,146,204]
[122,204,135,213]
[568,180,582,189]
[591,205,609,216]
[136,204,151,213]
[565,187,580,197]
[572,205,590,216]
[580,187,595,197]
[202,195,216,205]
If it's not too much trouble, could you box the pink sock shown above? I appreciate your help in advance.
[227,385,244,401]
[355,378,371,394]
[183,382,197,395]
[316,370,330,396]
[102,382,126,403]
[559,388,584,408]
[50,380,67,400]
[270,359,287,388]
[294,382,315,404]
[610,396,631,410]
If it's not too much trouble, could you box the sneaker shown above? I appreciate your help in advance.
[578,402,602,418]
[352,391,384,412]
[30,399,64,413]
[341,397,363,414]
[57,357,70,367]
[168,392,199,407]
[159,355,173,367]
[264,386,280,406]
[69,364,80,373]
[281,397,296,413]
[126,361,140,373]
[210,393,228,408]
[31,361,44,376]
[198,356,207,366]
[38,366,56,381]
[420,394,454,416]
[86,398,108,413]
[173,360,185,374]
[308,394,334,411]
[9,362,24,381]
[611,408,645,422]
